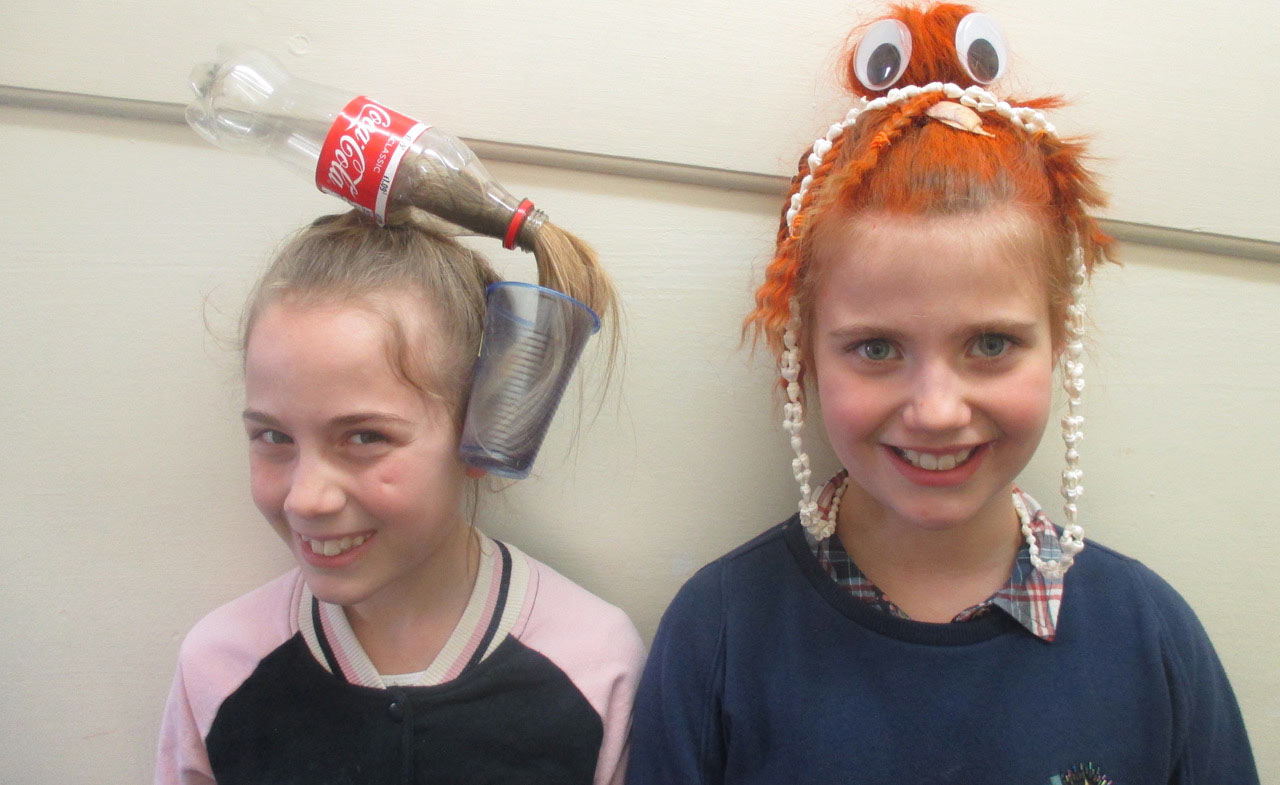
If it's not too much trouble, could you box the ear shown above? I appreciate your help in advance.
[463,465,487,479]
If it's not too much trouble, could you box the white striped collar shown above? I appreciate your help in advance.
[297,531,535,688]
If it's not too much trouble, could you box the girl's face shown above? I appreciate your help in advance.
[810,208,1056,534]
[243,295,469,611]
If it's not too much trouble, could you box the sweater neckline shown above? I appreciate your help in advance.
[781,517,1023,646]
[297,534,535,687]
[803,472,1064,640]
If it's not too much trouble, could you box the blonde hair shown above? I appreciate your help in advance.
[385,144,621,367]
[532,220,620,369]
[241,210,500,416]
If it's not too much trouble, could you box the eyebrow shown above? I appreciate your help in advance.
[241,410,413,428]
[967,320,1040,335]
[826,325,909,342]
[242,409,281,427]
[826,320,1040,340]
[329,413,414,429]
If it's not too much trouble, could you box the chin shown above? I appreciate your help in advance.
[881,492,994,532]
[298,570,374,608]
[890,508,972,532]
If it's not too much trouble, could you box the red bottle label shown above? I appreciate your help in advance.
[316,96,429,223]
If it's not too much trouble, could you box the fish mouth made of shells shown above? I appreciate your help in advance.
[925,100,995,137]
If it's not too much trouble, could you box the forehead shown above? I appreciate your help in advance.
[246,301,393,390]
[244,295,445,410]
[812,209,1050,328]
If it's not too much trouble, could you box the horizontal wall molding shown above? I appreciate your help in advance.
[5,84,1277,265]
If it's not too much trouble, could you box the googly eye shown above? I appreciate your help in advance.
[954,12,1008,84]
[854,19,913,91]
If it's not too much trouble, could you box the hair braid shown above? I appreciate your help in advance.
[749,131,849,354]
[777,146,814,246]
[755,148,816,337]
[831,93,936,209]
[747,94,938,360]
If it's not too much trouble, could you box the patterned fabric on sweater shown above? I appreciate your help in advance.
[806,470,1063,640]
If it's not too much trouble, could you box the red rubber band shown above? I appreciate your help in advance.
[504,198,535,250]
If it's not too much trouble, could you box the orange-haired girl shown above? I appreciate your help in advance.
[627,4,1257,783]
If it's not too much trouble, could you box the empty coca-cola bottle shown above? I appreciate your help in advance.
[186,45,543,249]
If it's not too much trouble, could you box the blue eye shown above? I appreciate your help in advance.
[855,339,900,361]
[972,334,1012,358]
[349,431,386,446]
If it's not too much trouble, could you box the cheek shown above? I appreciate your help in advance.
[998,364,1055,437]
[814,364,891,442]
[370,462,414,503]
[821,394,882,438]
[365,450,463,511]
[248,456,287,513]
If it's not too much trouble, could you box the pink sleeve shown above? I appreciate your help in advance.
[590,619,646,785]
[153,571,302,785]
[516,560,647,785]
[154,656,215,785]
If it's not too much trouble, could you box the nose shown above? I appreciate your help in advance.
[283,452,345,519]
[901,361,972,433]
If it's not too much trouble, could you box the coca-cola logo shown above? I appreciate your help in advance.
[316,96,428,222]
[322,102,393,199]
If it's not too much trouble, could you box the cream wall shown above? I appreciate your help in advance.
[3,2,1280,781]
[3,101,1278,784]
[5,0,1280,241]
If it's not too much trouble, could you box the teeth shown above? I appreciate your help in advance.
[899,447,973,471]
[303,534,368,557]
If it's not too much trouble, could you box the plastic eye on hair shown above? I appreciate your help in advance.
[854,19,913,91]
[954,12,1008,84]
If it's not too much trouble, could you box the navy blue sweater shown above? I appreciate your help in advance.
[628,517,1257,785]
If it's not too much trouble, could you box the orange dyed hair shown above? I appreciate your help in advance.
[748,2,1115,385]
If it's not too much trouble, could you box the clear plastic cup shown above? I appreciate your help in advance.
[460,282,600,478]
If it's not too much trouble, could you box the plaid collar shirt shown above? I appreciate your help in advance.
[804,470,1065,641]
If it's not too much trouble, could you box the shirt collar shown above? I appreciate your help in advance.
[805,470,1064,641]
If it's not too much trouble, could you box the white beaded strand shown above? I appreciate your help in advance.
[777,82,1085,577]
[1032,254,1090,579]
[810,473,851,540]
[782,306,828,538]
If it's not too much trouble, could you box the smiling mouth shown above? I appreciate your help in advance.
[890,446,978,471]
[300,533,370,557]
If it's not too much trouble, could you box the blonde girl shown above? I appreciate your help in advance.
[156,210,643,784]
